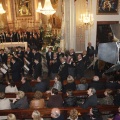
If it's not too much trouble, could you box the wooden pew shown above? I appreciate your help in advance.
[5,89,117,102]
[0,105,118,119]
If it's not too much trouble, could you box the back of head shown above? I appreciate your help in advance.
[34,91,43,99]
[80,78,87,84]
[51,108,60,118]
[105,89,113,95]
[67,75,74,83]
[16,91,25,99]
[32,110,41,120]
[69,109,78,120]
[7,114,16,120]
[51,88,58,95]
[66,90,73,96]
[0,92,5,99]
[90,87,96,94]
[93,76,99,81]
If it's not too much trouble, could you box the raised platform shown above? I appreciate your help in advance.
[0,42,28,50]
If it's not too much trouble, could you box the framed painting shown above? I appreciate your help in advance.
[15,0,32,17]
[97,0,119,15]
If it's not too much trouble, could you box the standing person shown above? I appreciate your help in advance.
[75,53,85,79]
[0,49,8,65]
[57,47,64,65]
[87,42,94,61]
[58,57,68,82]
[11,57,21,82]
[33,58,42,80]
[46,47,54,77]
[50,52,60,79]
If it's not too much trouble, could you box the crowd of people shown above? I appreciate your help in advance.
[0,40,120,120]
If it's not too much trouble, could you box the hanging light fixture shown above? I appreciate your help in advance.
[79,0,94,27]
[0,3,6,14]
[38,0,56,15]
[36,2,43,13]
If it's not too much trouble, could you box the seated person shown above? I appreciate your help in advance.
[82,107,103,120]
[98,89,114,105]
[47,88,63,108]
[7,114,16,120]
[5,80,18,93]
[64,90,77,107]
[63,75,76,93]
[0,92,11,119]
[32,76,47,92]
[32,110,43,120]
[67,109,82,120]
[112,106,120,120]
[51,108,65,120]
[20,76,32,92]
[114,89,120,106]
[11,91,29,109]
[30,91,45,109]
[88,76,105,90]
[81,87,98,109]
[77,78,88,90]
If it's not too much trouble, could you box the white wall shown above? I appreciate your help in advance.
[89,1,120,49]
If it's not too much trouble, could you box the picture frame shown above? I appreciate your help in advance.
[15,0,32,17]
[97,0,119,15]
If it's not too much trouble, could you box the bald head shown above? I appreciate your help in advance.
[93,76,99,81]
[51,108,60,118]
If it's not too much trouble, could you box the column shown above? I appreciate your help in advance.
[64,0,76,50]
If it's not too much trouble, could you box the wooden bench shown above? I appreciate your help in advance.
[0,105,118,119]
[5,89,117,102]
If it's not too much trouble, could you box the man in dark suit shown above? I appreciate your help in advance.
[57,47,64,65]
[88,76,105,90]
[32,76,47,92]
[11,57,21,82]
[58,57,68,82]
[75,53,85,79]
[46,47,54,76]
[20,76,32,92]
[81,87,97,109]
[0,49,8,65]
[32,48,41,63]
[33,58,42,80]
[16,46,24,61]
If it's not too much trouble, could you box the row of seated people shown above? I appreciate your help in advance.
[2,106,120,120]
[0,74,120,94]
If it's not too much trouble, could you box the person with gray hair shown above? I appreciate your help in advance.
[51,108,64,120]
[81,87,98,109]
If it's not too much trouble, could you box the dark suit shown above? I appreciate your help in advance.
[46,52,54,76]
[0,53,8,65]
[16,51,24,61]
[32,52,41,63]
[20,82,32,92]
[11,61,21,82]
[75,60,85,79]
[87,46,94,57]
[33,63,42,79]
[81,94,97,109]
[58,63,68,81]
[32,81,47,92]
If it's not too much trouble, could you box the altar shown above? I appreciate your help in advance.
[0,42,28,50]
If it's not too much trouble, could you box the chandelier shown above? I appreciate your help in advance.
[79,0,94,27]
[36,0,56,15]
[36,2,42,13]
[0,3,6,14]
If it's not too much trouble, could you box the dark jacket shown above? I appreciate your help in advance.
[32,82,47,92]
[20,82,32,92]
[81,94,98,109]
[63,82,76,93]
[0,53,8,64]
[47,94,63,108]
[11,96,29,109]
[0,84,6,92]
[88,81,105,90]
[64,96,77,107]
